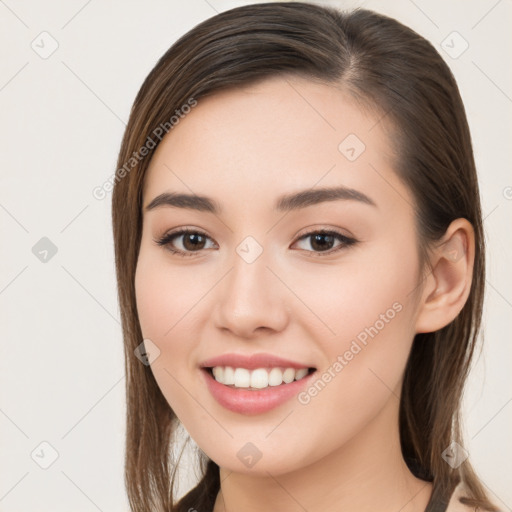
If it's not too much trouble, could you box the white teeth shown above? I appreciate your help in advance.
[223,366,235,385]
[233,368,250,387]
[210,366,312,389]
[250,368,268,389]
[212,366,223,381]
[282,368,295,384]
[268,367,283,386]
[295,368,309,380]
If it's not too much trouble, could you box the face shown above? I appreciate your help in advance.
[135,76,424,475]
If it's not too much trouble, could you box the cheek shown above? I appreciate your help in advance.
[294,237,420,405]
[134,250,212,420]
[135,247,205,343]
[135,253,184,365]
[286,256,418,462]
[292,237,419,346]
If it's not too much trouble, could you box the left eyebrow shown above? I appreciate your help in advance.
[275,186,377,211]
[144,185,377,214]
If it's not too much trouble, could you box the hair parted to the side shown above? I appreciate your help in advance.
[111,3,497,511]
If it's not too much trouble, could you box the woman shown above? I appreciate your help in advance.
[112,3,500,511]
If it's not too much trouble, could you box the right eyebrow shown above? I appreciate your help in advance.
[144,192,221,214]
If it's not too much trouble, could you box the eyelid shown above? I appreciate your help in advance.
[294,224,355,241]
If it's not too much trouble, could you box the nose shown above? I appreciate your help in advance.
[212,247,289,339]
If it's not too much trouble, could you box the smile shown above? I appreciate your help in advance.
[208,366,313,389]
[201,366,317,415]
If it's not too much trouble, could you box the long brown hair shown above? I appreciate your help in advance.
[111,3,497,511]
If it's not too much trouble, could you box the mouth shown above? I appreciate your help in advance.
[202,366,317,390]
[200,364,318,415]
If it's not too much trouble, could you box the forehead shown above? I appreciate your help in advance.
[142,76,410,215]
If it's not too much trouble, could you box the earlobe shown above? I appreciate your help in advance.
[415,219,475,334]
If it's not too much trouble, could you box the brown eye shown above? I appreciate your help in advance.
[293,229,357,256]
[155,228,216,257]
[309,232,336,251]
[181,232,207,251]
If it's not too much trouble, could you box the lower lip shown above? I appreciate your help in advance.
[200,368,316,415]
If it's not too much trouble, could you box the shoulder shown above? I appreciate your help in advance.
[445,482,503,512]
[445,491,475,511]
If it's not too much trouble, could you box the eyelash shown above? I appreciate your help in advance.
[154,227,357,258]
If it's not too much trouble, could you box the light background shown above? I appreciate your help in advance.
[0,0,511,510]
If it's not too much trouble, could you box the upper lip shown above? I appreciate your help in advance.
[199,353,315,370]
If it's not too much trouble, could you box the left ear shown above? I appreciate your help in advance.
[415,218,475,334]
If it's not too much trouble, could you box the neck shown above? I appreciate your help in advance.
[213,394,432,512]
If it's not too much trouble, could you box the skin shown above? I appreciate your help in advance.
[135,76,475,512]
